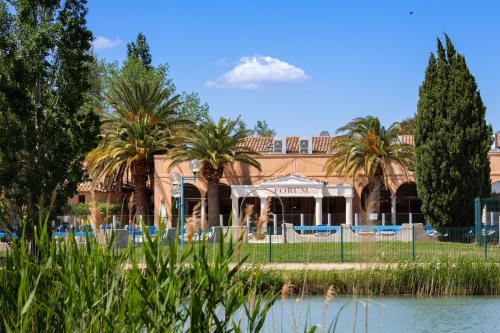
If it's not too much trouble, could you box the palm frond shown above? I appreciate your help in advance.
[326,116,414,188]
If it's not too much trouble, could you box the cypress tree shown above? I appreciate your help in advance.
[127,32,152,69]
[415,35,492,227]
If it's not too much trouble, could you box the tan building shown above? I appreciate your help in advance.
[69,172,130,206]
[74,133,500,227]
[156,134,490,227]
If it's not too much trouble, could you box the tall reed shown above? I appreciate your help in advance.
[242,260,500,296]
[0,215,277,332]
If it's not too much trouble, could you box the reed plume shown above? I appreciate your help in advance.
[255,197,271,240]
[238,203,255,227]
[324,285,336,305]
[185,202,201,241]
[281,280,294,303]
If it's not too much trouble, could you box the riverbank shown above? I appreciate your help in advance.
[240,260,500,296]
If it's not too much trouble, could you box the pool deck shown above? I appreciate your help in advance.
[247,263,399,270]
[0,243,9,253]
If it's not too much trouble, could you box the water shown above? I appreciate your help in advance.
[260,296,500,332]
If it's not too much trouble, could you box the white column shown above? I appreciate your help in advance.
[391,195,397,225]
[327,213,332,226]
[382,213,386,226]
[315,197,323,225]
[231,195,239,226]
[345,196,353,225]
[200,198,207,228]
[273,214,278,235]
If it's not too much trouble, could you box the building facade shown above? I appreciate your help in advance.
[154,135,471,226]
[73,133,500,227]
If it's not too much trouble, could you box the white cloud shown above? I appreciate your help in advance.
[206,56,308,89]
[92,36,122,50]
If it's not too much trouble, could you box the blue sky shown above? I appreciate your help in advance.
[88,0,500,136]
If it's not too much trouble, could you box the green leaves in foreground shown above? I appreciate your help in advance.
[0,222,277,332]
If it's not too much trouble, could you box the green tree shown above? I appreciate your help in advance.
[398,116,415,135]
[169,117,261,226]
[178,92,209,124]
[104,57,174,96]
[0,0,99,221]
[415,35,492,227]
[127,32,152,69]
[325,116,414,212]
[85,68,183,215]
[254,120,276,137]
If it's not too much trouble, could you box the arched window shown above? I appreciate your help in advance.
[170,183,202,219]
[492,182,500,196]
[395,182,422,214]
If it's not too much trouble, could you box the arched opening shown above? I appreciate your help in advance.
[184,184,202,216]
[218,183,232,217]
[396,182,422,223]
[492,181,500,197]
[170,184,202,226]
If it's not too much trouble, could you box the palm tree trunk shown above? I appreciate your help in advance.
[362,180,381,225]
[207,179,219,227]
[132,160,148,217]
[147,159,154,194]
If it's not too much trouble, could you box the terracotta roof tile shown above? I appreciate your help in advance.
[239,135,414,154]
[398,135,414,145]
[286,137,299,152]
[77,171,130,193]
[313,136,333,153]
[238,137,274,153]
[239,136,334,154]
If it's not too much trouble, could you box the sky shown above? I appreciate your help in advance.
[87,0,500,136]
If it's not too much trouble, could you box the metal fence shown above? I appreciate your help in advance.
[6,223,496,264]
[239,224,500,263]
[55,214,156,229]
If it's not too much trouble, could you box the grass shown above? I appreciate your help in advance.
[240,259,500,296]
[5,236,498,264]
[190,241,500,263]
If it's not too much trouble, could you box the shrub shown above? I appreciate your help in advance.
[97,202,125,216]
[66,203,90,217]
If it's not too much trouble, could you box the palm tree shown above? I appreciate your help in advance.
[325,116,414,212]
[86,76,184,216]
[169,117,261,227]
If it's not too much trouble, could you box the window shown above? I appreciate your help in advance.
[492,182,500,196]
[78,195,86,203]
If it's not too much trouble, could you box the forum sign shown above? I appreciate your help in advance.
[268,187,320,196]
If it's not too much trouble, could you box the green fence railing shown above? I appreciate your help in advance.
[238,224,500,263]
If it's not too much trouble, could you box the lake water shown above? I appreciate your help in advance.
[261,296,500,332]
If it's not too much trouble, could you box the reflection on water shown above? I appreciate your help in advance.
[264,296,500,332]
